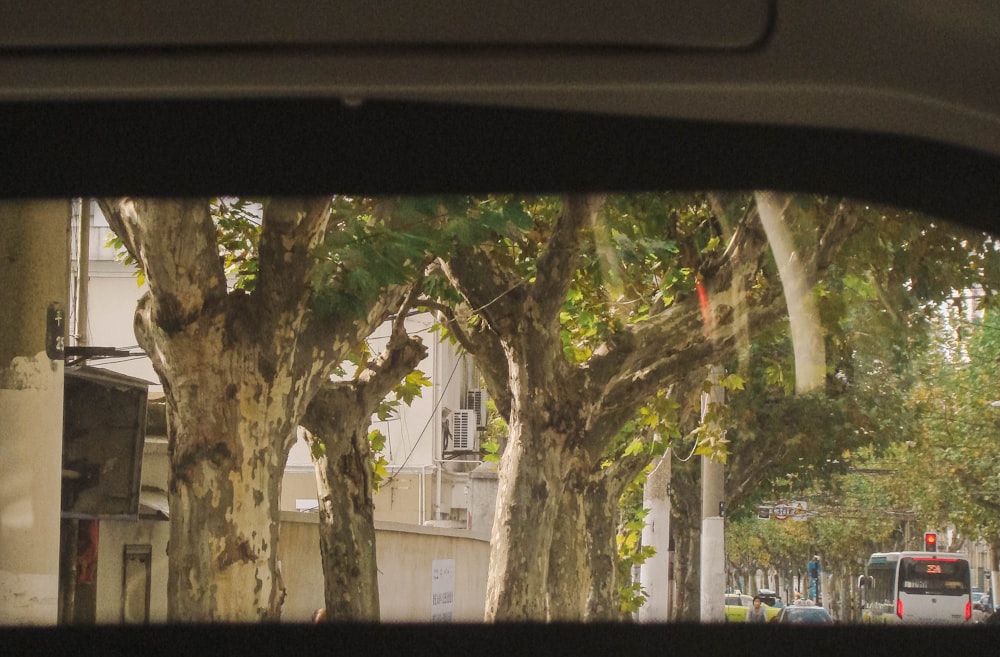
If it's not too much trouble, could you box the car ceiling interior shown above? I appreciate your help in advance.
[2,1,998,654]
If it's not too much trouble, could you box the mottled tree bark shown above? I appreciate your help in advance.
[485,409,580,620]
[303,413,379,621]
[300,307,426,621]
[668,461,702,622]
[546,472,588,621]
[582,447,657,622]
[582,474,622,621]
[100,198,405,621]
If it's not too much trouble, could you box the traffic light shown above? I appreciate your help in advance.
[924,531,938,552]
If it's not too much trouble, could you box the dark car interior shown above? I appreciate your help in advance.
[3,1,1000,655]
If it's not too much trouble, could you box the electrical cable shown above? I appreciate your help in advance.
[384,352,463,485]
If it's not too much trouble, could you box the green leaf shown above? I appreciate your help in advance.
[720,373,745,391]
[623,438,645,457]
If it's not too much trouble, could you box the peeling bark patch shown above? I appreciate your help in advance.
[715,304,735,327]
[253,489,264,506]
[220,536,259,567]
[210,442,232,467]
[532,481,548,503]
[225,383,238,400]
[156,293,195,334]
[259,357,276,381]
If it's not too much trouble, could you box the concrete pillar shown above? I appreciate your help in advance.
[700,517,725,620]
[638,450,670,622]
[0,201,70,624]
[699,365,726,622]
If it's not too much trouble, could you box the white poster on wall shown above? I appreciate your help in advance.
[431,559,455,621]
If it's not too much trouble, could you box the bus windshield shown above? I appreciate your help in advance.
[898,558,970,597]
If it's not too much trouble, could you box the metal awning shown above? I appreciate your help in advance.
[138,489,169,520]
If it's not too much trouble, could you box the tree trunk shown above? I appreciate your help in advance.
[311,428,380,621]
[989,538,1000,603]
[300,319,426,622]
[546,472,588,621]
[669,462,702,621]
[164,339,296,621]
[485,420,574,621]
[583,474,623,621]
[756,192,826,394]
[671,525,702,621]
[302,322,427,622]
[100,197,406,621]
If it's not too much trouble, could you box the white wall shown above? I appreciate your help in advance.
[278,513,490,623]
[83,262,158,389]
[88,511,490,623]
[80,202,159,391]
[93,518,169,624]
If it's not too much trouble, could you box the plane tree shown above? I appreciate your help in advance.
[298,285,428,621]
[543,396,676,620]
[215,199,440,621]
[99,197,439,621]
[429,192,849,621]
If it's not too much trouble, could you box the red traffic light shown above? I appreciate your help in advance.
[924,532,938,551]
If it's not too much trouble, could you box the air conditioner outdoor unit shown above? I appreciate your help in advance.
[464,388,489,430]
[446,409,478,453]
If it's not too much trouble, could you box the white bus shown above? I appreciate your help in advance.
[859,551,972,624]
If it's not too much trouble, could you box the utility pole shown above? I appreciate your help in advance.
[699,365,726,621]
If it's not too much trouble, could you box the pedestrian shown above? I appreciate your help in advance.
[746,596,767,623]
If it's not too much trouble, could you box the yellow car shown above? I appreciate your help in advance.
[725,594,780,622]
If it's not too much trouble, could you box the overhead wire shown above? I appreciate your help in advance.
[384,351,464,485]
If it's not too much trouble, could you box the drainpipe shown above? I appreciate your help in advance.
[76,199,91,348]
[435,339,445,520]
[435,443,444,519]
[418,465,425,525]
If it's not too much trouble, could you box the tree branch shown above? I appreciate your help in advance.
[304,317,428,438]
[419,298,512,422]
[256,197,332,321]
[97,198,227,334]
[529,194,605,320]
[817,198,862,270]
[438,247,527,337]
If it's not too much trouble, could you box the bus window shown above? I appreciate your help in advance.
[869,566,895,607]
[899,559,970,596]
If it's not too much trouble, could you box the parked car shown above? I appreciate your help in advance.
[972,592,993,623]
[757,589,784,609]
[772,601,834,625]
[725,593,779,622]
